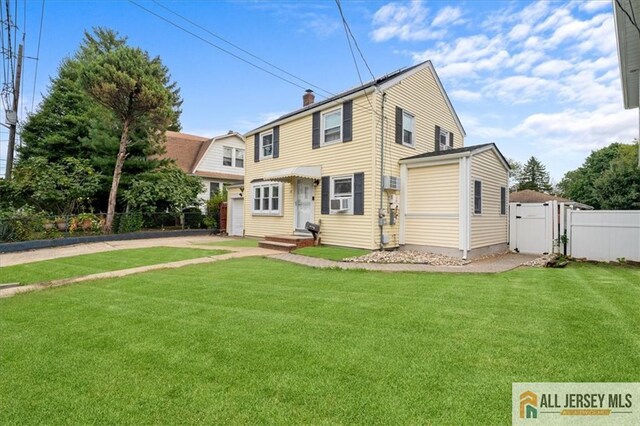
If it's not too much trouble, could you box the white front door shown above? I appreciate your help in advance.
[230,198,244,236]
[295,179,314,231]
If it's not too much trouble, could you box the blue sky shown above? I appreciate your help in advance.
[0,0,635,182]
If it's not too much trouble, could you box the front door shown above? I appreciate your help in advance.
[295,178,314,231]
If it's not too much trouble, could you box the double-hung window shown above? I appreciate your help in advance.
[252,182,282,215]
[235,148,244,168]
[330,175,353,214]
[474,180,482,214]
[223,147,233,166]
[439,129,451,151]
[210,182,223,199]
[260,131,274,159]
[322,108,342,144]
[402,111,415,146]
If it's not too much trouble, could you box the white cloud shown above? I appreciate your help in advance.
[532,59,573,77]
[432,6,463,27]
[579,1,611,13]
[450,89,481,101]
[371,1,436,42]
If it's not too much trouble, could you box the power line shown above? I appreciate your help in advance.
[30,0,44,113]
[335,0,375,81]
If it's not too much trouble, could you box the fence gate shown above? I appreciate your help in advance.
[509,203,554,255]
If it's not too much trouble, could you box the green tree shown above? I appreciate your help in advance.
[19,28,182,215]
[122,165,203,213]
[559,143,640,210]
[80,31,181,231]
[517,156,552,193]
[9,157,102,215]
[507,158,523,192]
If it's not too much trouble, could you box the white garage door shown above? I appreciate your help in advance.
[230,198,244,236]
[509,203,553,255]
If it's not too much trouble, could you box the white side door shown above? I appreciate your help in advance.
[512,203,552,254]
[230,198,244,236]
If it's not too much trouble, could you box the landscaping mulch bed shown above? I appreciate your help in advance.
[343,250,469,266]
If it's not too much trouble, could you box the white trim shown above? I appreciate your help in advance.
[401,110,415,147]
[259,130,274,160]
[378,61,466,137]
[404,157,462,167]
[293,178,315,231]
[251,181,283,216]
[329,174,354,214]
[321,106,343,146]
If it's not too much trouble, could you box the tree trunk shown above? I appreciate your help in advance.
[104,121,130,233]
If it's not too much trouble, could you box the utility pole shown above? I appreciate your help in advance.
[4,42,22,180]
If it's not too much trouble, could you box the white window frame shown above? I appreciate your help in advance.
[251,181,282,216]
[210,181,223,199]
[222,146,233,167]
[235,148,244,168]
[439,129,452,151]
[473,179,482,215]
[330,175,354,214]
[402,111,415,147]
[260,131,274,160]
[321,107,343,146]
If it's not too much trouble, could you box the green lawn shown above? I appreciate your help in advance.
[194,238,259,248]
[0,247,227,285]
[293,245,370,261]
[1,258,639,424]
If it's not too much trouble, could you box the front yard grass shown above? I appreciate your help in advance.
[1,258,638,424]
[0,247,228,285]
[293,245,370,261]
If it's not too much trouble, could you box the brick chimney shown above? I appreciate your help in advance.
[303,89,315,107]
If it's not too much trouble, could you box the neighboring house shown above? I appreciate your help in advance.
[161,131,244,206]
[509,189,593,210]
[237,60,509,258]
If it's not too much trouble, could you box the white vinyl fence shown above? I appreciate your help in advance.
[567,210,640,262]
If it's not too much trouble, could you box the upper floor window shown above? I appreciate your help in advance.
[223,147,233,166]
[402,111,415,146]
[235,148,244,168]
[322,108,342,144]
[439,129,452,151]
[260,131,273,159]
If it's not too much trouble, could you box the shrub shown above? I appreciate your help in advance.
[115,212,143,234]
[183,207,204,229]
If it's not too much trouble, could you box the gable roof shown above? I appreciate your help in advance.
[509,189,593,209]
[161,131,212,173]
[400,143,510,170]
[614,0,640,109]
[246,60,465,137]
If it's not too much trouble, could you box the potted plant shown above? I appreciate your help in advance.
[77,212,99,232]
[54,216,68,232]
[43,219,55,231]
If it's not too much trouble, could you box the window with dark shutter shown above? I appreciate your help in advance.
[395,107,403,145]
[273,126,280,158]
[312,112,321,149]
[254,134,260,163]
[434,125,441,152]
[321,176,330,214]
[500,187,506,215]
[449,132,454,148]
[342,100,353,142]
[474,180,482,214]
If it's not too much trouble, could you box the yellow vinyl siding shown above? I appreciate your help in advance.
[372,65,464,246]
[243,95,376,249]
[470,150,508,249]
[404,163,459,248]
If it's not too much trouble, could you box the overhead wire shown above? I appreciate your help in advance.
[30,0,44,113]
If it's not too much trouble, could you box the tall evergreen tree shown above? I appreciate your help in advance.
[517,156,553,193]
[19,28,182,214]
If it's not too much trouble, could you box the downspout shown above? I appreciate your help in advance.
[379,91,387,250]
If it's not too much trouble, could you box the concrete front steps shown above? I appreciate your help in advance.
[258,235,316,252]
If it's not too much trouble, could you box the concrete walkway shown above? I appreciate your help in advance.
[0,235,240,267]
[0,247,277,298]
[270,252,538,273]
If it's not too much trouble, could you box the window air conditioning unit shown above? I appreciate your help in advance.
[440,143,452,151]
[382,175,401,191]
[330,198,350,212]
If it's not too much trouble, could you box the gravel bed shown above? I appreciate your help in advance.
[343,250,469,266]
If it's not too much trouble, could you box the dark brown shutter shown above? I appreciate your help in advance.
[254,134,260,162]
[353,172,364,215]
[321,176,330,214]
[434,125,441,152]
[273,126,280,158]
[342,101,353,142]
[395,107,403,145]
[312,112,321,149]
[449,131,454,148]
